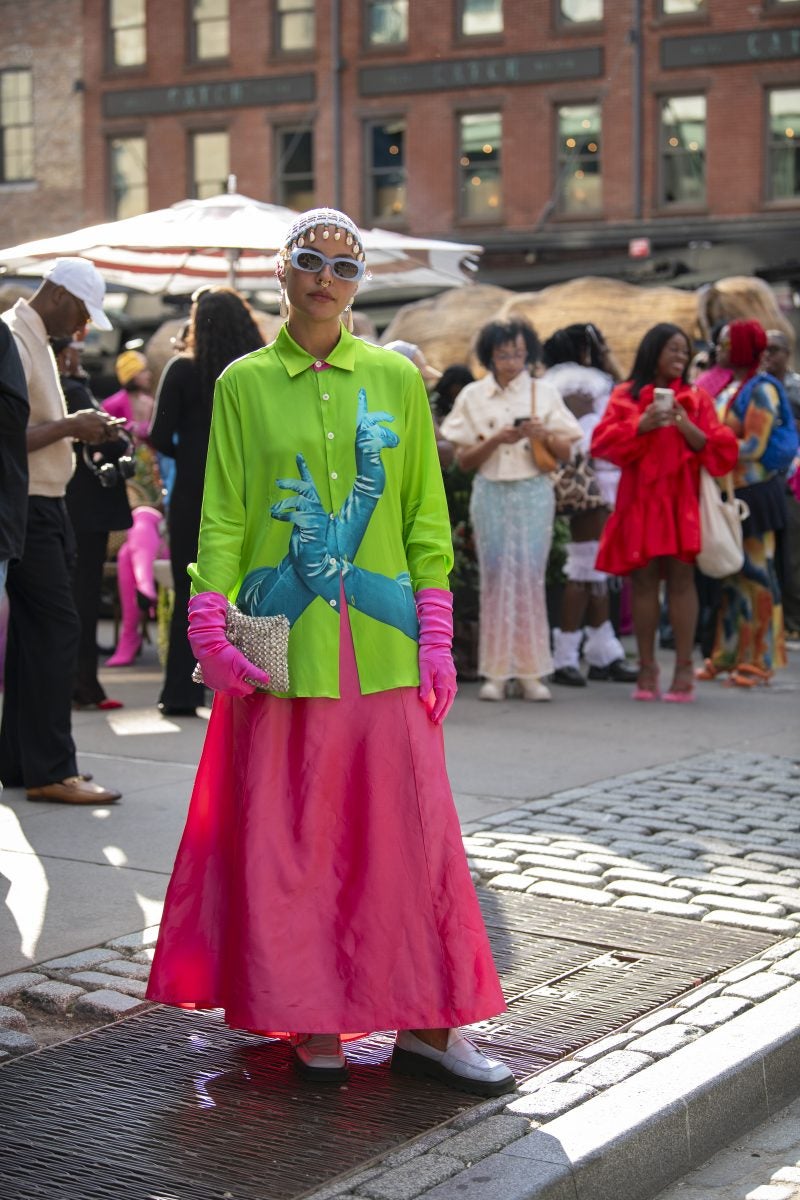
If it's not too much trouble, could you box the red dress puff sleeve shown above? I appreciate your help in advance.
[591,380,738,575]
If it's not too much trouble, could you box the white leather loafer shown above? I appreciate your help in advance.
[391,1029,516,1096]
[291,1034,349,1082]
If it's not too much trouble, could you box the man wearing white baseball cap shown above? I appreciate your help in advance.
[0,257,122,804]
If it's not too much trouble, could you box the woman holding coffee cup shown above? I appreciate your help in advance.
[590,323,737,702]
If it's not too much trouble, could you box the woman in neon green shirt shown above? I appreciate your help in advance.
[147,208,514,1096]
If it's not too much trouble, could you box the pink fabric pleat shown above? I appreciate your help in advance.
[147,601,506,1036]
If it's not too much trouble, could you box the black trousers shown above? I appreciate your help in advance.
[159,503,205,710]
[72,527,109,706]
[0,497,80,788]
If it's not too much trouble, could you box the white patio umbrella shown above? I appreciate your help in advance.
[0,190,480,298]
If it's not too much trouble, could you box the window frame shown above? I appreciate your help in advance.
[189,127,230,199]
[765,85,800,205]
[657,92,708,210]
[0,68,34,185]
[105,0,147,71]
[273,0,316,56]
[363,0,409,51]
[456,109,503,223]
[364,116,408,225]
[188,0,230,65]
[107,132,148,219]
[554,100,603,218]
[456,0,504,39]
[274,124,315,210]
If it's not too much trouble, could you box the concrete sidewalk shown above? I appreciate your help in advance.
[0,636,798,1199]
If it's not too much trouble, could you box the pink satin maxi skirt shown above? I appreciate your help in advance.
[146,607,506,1036]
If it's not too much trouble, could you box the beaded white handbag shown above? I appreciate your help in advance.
[192,603,291,693]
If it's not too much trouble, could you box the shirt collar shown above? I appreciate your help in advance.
[485,368,529,398]
[274,322,357,378]
[15,299,48,345]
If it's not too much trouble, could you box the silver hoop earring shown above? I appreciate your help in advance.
[279,287,288,319]
[343,304,354,333]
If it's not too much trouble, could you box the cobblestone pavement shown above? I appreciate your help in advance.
[1,749,799,1200]
[654,1095,800,1200]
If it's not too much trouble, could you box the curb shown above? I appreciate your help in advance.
[415,980,800,1200]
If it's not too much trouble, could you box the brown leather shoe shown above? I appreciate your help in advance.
[26,777,121,805]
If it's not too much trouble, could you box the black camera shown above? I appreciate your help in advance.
[83,430,136,489]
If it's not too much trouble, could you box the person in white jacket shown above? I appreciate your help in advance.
[541,323,637,688]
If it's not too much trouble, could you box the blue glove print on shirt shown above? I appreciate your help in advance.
[237,389,417,640]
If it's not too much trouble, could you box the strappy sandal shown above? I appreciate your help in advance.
[633,662,660,702]
[664,660,696,703]
[695,658,725,681]
[726,663,773,688]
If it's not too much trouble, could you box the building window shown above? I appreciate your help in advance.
[460,0,503,36]
[191,130,229,198]
[109,136,147,218]
[276,127,314,210]
[660,0,704,11]
[459,112,501,219]
[191,0,229,62]
[108,0,146,68]
[366,0,408,46]
[660,95,706,206]
[768,88,800,202]
[366,120,406,222]
[276,0,315,52]
[0,70,33,183]
[557,103,601,214]
[559,0,602,22]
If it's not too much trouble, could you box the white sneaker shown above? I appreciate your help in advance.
[521,679,552,702]
[479,680,505,701]
[391,1029,516,1097]
[291,1033,349,1081]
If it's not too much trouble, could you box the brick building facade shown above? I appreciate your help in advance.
[1,1,799,295]
[0,0,84,247]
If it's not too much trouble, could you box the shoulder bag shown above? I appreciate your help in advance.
[696,470,750,579]
[529,378,557,474]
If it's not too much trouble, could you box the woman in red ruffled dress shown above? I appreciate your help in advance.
[591,323,738,702]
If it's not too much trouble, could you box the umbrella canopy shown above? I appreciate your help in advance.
[0,192,481,297]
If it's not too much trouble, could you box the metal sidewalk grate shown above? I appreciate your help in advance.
[0,891,775,1200]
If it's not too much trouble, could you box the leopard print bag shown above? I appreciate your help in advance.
[552,452,605,517]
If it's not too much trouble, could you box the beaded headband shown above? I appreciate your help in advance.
[277,208,366,274]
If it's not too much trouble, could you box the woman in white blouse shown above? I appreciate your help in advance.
[440,318,582,701]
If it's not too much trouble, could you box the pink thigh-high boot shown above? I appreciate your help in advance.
[106,507,166,667]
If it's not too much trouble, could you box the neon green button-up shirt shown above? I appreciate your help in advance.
[189,324,453,697]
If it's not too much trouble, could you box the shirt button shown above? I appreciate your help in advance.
[329,598,337,607]
[315,361,323,369]
[327,431,334,440]
[328,512,335,521]
[331,471,338,480]
[322,392,330,401]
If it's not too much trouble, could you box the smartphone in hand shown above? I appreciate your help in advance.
[652,388,675,411]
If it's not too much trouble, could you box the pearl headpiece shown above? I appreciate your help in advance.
[277,207,366,274]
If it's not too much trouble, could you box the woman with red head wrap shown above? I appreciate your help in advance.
[698,318,789,685]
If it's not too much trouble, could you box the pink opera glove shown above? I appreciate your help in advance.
[415,587,458,725]
[187,592,270,697]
